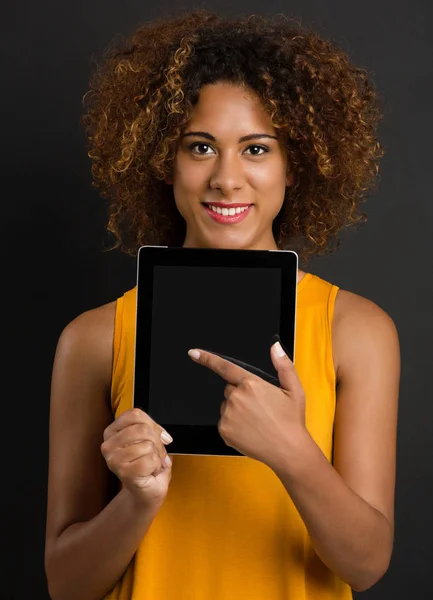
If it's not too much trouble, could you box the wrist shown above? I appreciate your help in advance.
[267,425,315,478]
[119,485,163,520]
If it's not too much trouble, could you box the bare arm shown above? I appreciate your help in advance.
[272,291,400,591]
[45,304,166,600]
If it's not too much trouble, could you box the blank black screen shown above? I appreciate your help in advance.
[147,266,281,426]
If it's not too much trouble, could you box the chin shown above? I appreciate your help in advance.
[199,229,253,249]
[184,224,265,250]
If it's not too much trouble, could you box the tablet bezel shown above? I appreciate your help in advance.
[133,245,298,457]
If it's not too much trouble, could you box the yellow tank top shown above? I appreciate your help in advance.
[106,272,353,600]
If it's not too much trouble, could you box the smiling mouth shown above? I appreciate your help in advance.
[203,203,251,216]
[202,203,253,224]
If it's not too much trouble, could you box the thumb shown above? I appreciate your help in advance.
[270,340,295,390]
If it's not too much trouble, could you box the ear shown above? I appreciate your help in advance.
[164,167,174,185]
[286,171,295,187]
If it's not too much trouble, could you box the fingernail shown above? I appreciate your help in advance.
[273,341,286,358]
[161,430,173,444]
[188,349,201,360]
[164,454,172,467]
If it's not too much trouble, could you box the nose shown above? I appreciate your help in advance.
[209,153,244,196]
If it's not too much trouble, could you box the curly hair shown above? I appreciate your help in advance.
[82,10,384,262]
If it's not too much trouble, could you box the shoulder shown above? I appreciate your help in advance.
[55,300,117,392]
[58,300,117,350]
[332,288,400,383]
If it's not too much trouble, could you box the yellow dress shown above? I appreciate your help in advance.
[106,273,352,599]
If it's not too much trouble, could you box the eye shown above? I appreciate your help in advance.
[244,145,269,156]
[189,142,216,155]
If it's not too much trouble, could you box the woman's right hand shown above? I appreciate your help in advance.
[101,408,173,510]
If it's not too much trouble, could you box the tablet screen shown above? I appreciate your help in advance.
[147,265,281,426]
[134,246,297,454]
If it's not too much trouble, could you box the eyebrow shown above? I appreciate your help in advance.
[181,131,279,143]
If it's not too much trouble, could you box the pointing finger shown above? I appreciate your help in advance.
[188,349,251,386]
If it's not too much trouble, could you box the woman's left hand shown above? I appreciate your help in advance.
[188,341,308,469]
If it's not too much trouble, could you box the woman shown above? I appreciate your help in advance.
[45,11,400,600]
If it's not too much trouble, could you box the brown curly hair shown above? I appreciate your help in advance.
[82,10,384,262]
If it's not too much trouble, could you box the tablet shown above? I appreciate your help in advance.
[133,246,298,456]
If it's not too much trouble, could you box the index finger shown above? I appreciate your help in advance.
[104,408,173,444]
[188,348,252,386]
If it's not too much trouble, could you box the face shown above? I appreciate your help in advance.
[169,82,293,250]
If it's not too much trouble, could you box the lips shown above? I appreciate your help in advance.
[204,202,251,209]
[202,202,253,224]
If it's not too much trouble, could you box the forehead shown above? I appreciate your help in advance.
[186,82,275,136]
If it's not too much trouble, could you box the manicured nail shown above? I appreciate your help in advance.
[161,430,173,444]
[164,455,172,467]
[188,349,201,360]
[273,341,286,358]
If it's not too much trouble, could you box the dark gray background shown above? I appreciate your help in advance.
[2,0,432,597]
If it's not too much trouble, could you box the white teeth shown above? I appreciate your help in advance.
[209,205,249,215]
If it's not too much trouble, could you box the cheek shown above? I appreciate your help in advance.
[250,163,287,203]
[171,160,191,214]
[173,159,207,197]
[172,163,207,219]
